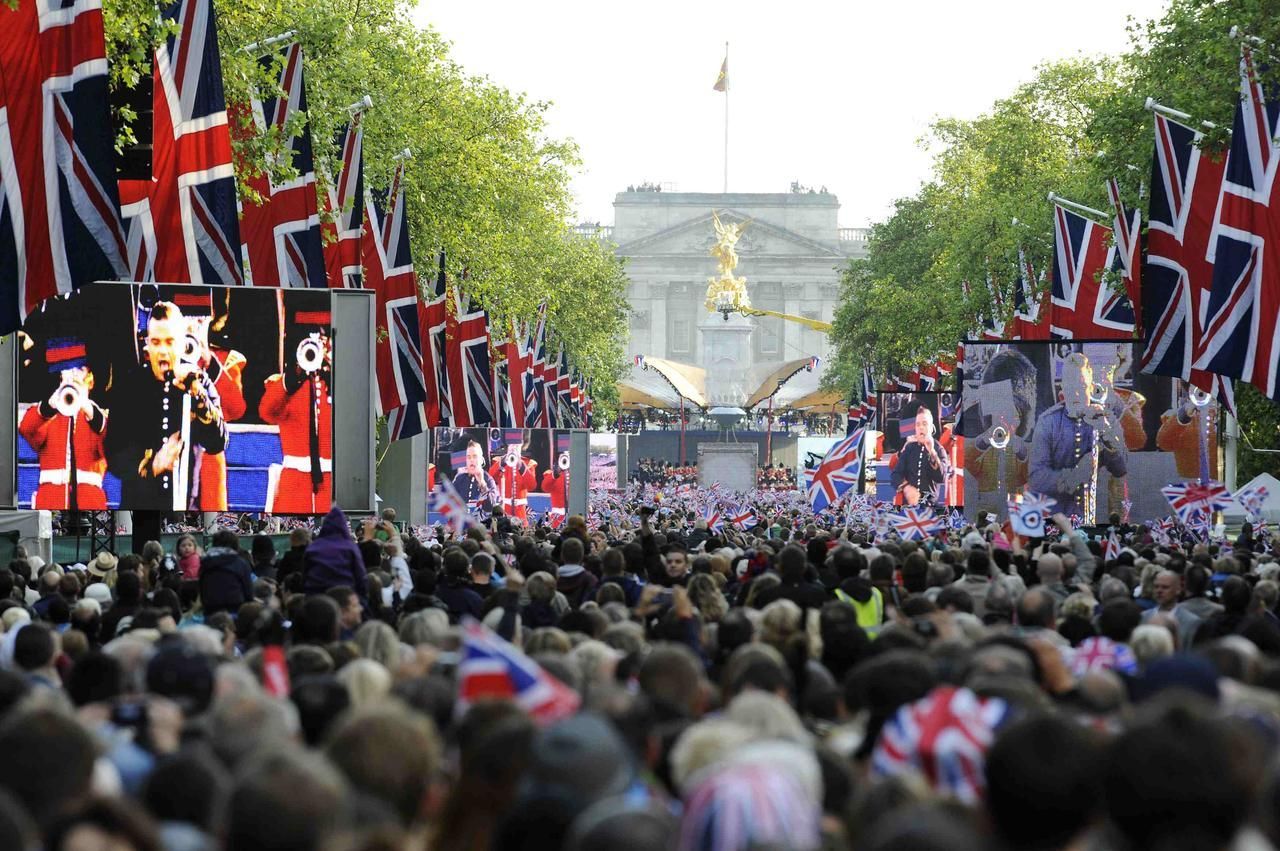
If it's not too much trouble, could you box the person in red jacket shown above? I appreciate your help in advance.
[541,466,567,528]
[489,438,539,526]
[261,310,332,514]
[19,339,108,510]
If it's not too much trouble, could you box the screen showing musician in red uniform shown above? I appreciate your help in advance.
[16,283,336,513]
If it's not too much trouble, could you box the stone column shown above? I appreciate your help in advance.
[698,312,754,407]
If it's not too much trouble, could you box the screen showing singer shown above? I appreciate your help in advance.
[890,407,952,506]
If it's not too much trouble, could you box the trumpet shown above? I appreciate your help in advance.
[504,451,520,469]
[297,334,325,374]
[557,452,571,471]
[989,424,1010,450]
[53,382,84,418]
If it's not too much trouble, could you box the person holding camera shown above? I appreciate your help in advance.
[19,339,108,511]
[261,310,333,514]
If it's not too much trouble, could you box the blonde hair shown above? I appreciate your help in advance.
[337,658,393,707]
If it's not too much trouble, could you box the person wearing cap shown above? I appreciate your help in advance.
[105,300,227,510]
[489,435,539,526]
[541,464,568,529]
[261,305,332,514]
[86,552,118,589]
[18,338,108,511]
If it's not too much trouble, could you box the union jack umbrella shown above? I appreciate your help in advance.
[119,0,242,286]
[806,427,865,513]
[1141,109,1234,413]
[893,506,942,541]
[0,0,128,332]
[1051,202,1133,339]
[1194,45,1280,398]
[871,686,1010,805]
[1162,480,1233,525]
[234,42,326,288]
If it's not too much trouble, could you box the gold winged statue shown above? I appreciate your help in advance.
[705,210,752,313]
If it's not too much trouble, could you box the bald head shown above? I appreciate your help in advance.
[1017,588,1056,629]
[1037,553,1064,584]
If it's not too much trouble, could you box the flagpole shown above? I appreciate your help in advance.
[723,41,729,194]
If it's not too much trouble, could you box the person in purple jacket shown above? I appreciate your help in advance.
[302,505,368,606]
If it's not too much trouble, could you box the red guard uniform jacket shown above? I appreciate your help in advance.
[20,403,108,510]
[197,349,246,511]
[489,459,539,524]
[261,373,332,514]
[541,468,567,527]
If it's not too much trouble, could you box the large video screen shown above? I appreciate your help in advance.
[430,428,574,526]
[960,341,1219,525]
[877,391,962,508]
[17,284,335,513]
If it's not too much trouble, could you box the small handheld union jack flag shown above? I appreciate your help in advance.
[703,505,724,534]
[1162,480,1233,526]
[1236,483,1270,521]
[430,479,479,536]
[730,506,758,531]
[893,506,943,541]
[457,618,580,725]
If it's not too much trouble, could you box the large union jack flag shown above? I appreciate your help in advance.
[0,0,128,333]
[807,426,865,513]
[445,284,494,427]
[321,109,365,288]
[1012,249,1050,341]
[1051,203,1133,339]
[457,617,580,724]
[364,163,425,420]
[1194,47,1280,399]
[1142,109,1235,413]
[523,302,547,428]
[234,42,326,288]
[420,251,451,427]
[121,0,242,286]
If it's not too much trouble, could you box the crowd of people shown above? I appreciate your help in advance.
[630,459,698,488]
[757,464,797,490]
[2,497,1280,851]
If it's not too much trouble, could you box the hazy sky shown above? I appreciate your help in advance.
[411,0,1170,229]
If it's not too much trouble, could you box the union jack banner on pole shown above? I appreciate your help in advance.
[1012,249,1049,341]
[421,251,450,427]
[1141,109,1235,413]
[363,163,425,420]
[1194,46,1280,400]
[807,426,865,513]
[1051,203,1133,339]
[893,506,943,541]
[119,0,242,286]
[234,42,326,288]
[524,303,548,428]
[0,0,128,333]
[1107,178,1143,328]
[321,109,366,288]
[445,284,494,427]
[1161,480,1233,525]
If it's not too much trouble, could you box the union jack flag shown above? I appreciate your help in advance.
[1107,178,1142,326]
[919,363,938,391]
[807,426,865,513]
[364,164,425,420]
[1195,47,1280,399]
[1142,110,1235,414]
[0,0,128,333]
[430,478,477,536]
[861,367,878,412]
[871,686,1010,805]
[1162,480,1233,525]
[982,273,1007,340]
[703,505,724,533]
[1051,203,1132,339]
[491,338,515,429]
[1012,249,1049,341]
[524,303,548,428]
[421,252,451,427]
[234,42,326,287]
[321,110,365,288]
[446,284,494,427]
[555,346,574,425]
[457,618,580,725]
[893,506,943,541]
[730,506,757,530]
[501,320,528,427]
[1236,482,1270,520]
[120,0,242,286]
[1103,531,1121,562]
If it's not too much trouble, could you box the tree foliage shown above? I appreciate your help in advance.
[825,0,1280,478]
[102,0,630,420]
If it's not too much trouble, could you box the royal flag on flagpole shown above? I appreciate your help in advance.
[713,55,728,92]
[0,0,128,333]
[457,618,580,725]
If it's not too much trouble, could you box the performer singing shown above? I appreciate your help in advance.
[488,439,538,525]
[261,310,333,514]
[19,339,108,511]
[452,441,498,519]
[105,301,227,510]
[1027,352,1127,519]
[890,407,952,506]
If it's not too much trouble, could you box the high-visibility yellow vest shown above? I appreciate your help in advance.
[835,586,883,637]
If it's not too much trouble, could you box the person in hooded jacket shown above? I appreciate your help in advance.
[556,537,597,609]
[198,530,254,617]
[302,506,367,606]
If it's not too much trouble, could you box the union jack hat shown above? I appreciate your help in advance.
[870,686,1010,805]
